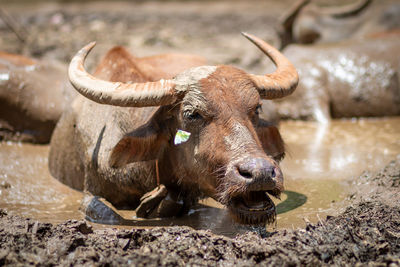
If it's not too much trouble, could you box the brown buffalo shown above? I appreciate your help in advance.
[49,33,298,225]
[267,32,400,123]
[277,0,400,48]
[0,52,76,143]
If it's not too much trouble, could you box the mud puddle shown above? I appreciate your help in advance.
[0,142,82,223]
[277,116,400,229]
[0,117,399,236]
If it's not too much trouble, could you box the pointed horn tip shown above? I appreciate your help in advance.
[241,32,267,48]
[82,41,97,52]
[73,42,97,62]
[74,42,97,58]
[241,32,253,40]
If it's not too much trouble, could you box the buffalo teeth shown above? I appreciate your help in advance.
[249,206,270,211]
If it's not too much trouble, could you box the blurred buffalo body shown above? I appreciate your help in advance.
[0,53,76,143]
[277,0,400,48]
[268,32,400,122]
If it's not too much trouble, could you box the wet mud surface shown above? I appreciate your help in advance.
[1,158,399,266]
[2,118,399,234]
[1,119,399,265]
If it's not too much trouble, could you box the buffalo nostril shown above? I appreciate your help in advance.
[236,158,279,181]
[270,168,276,178]
[238,168,253,179]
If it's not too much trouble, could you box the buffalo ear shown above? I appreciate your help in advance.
[109,110,170,168]
[257,119,285,162]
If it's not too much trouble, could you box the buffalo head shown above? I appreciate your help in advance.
[68,33,298,225]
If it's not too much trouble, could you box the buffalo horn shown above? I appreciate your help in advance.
[68,42,177,107]
[242,32,299,99]
[318,0,371,18]
[279,0,310,32]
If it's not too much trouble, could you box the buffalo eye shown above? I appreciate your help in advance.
[255,104,262,116]
[183,110,202,122]
[250,104,262,125]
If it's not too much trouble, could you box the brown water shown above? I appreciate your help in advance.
[1,117,399,236]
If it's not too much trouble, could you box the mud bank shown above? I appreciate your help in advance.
[1,158,399,266]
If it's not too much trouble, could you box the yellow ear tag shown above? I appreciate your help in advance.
[174,129,191,145]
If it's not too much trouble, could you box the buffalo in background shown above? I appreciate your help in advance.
[277,0,400,48]
[266,32,400,123]
[0,53,76,143]
[266,0,400,122]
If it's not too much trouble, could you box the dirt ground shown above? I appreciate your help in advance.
[0,158,399,266]
[1,0,290,74]
[2,0,397,72]
[1,1,400,265]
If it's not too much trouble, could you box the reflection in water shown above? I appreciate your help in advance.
[281,117,400,180]
[0,117,399,236]
[275,117,400,229]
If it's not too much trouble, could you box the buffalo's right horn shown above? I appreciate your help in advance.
[68,42,178,107]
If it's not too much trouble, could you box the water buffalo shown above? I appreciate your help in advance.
[49,33,298,225]
[277,0,400,48]
[0,52,76,143]
[269,32,400,122]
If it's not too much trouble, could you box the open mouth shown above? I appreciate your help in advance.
[227,191,278,225]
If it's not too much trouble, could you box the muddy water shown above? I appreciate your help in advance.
[0,142,82,223]
[0,117,399,236]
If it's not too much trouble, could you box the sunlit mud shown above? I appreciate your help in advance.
[0,117,399,236]
[0,142,83,223]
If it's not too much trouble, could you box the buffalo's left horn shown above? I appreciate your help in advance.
[68,42,177,107]
[242,32,299,99]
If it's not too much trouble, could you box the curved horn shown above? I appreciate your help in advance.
[276,0,311,49]
[68,42,177,107]
[318,0,372,18]
[242,33,299,99]
[279,0,311,32]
